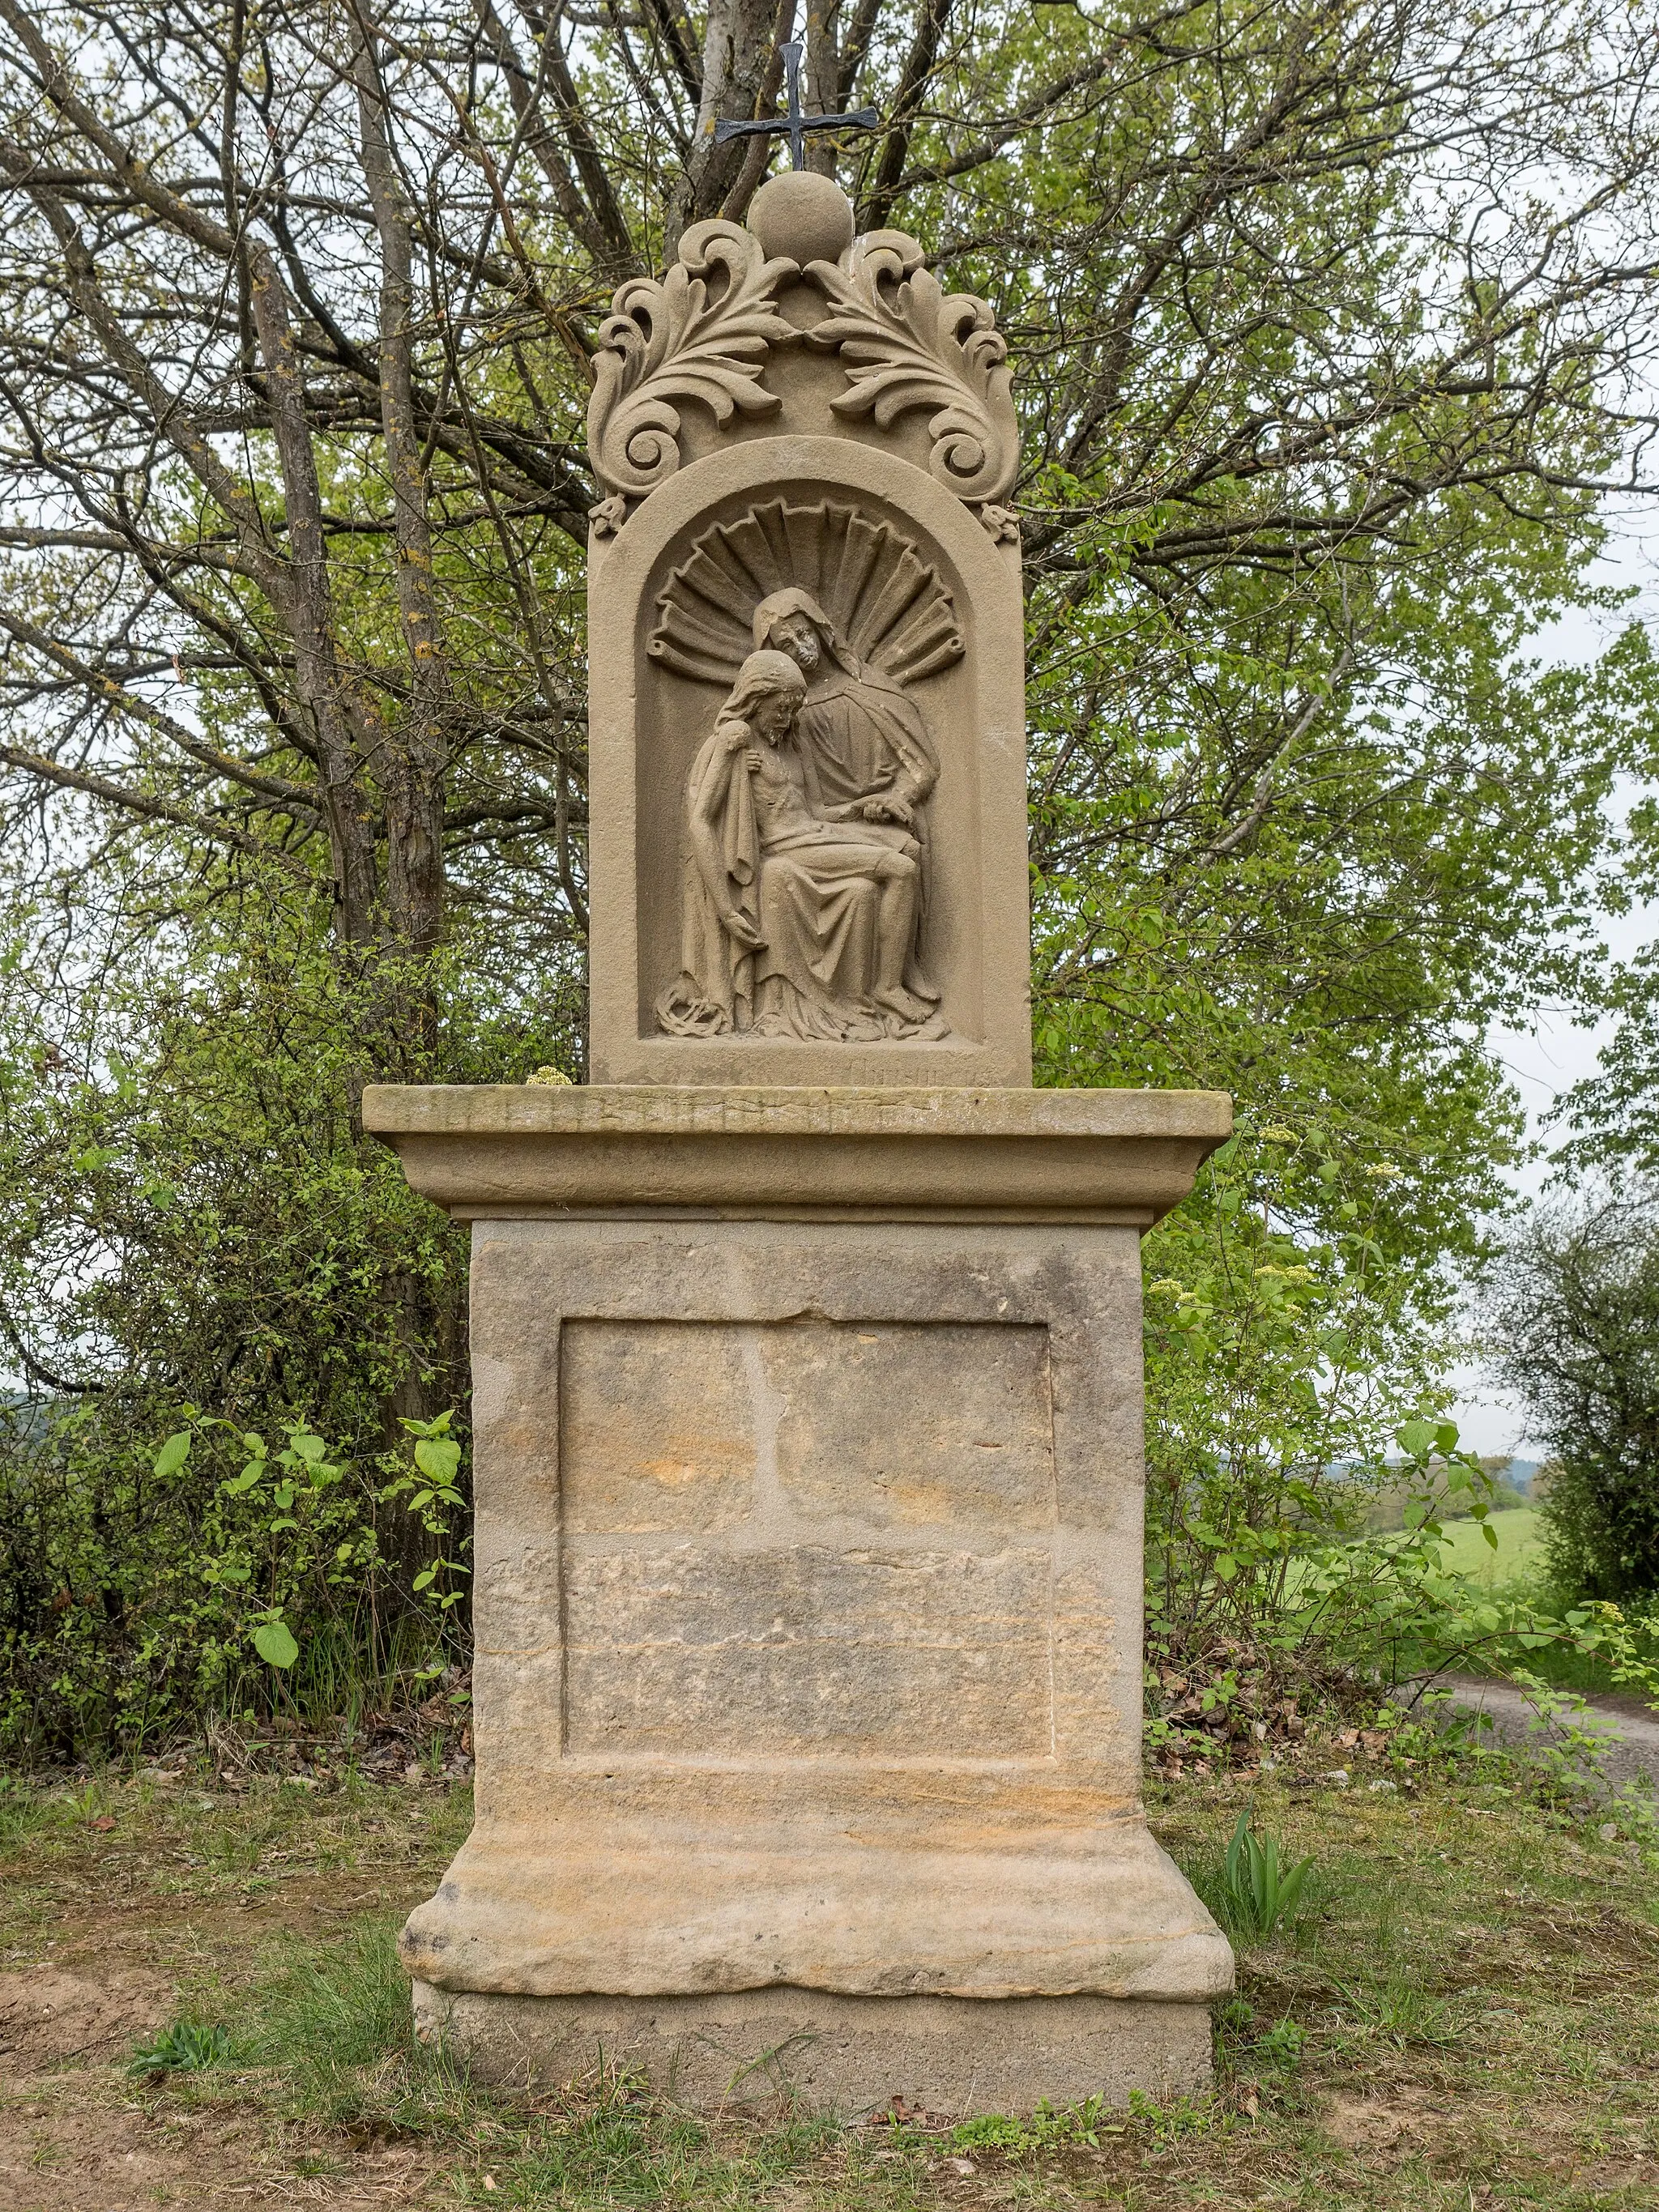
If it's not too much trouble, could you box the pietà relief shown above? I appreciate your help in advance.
[652,501,958,1042]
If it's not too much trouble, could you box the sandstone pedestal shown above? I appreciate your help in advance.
[365,1084,1235,2113]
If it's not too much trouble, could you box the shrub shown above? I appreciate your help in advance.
[0,1403,467,1761]
[1489,1190,1659,1600]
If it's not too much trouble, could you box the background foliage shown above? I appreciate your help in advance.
[1487,1192,1659,1604]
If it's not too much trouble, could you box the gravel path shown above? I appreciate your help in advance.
[1435,1674,1659,1798]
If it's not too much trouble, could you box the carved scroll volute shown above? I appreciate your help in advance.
[586,221,800,518]
[804,232,1019,508]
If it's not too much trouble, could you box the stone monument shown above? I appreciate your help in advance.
[365,158,1234,2115]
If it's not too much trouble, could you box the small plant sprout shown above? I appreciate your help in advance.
[1221,1809,1315,1936]
[128,2020,232,2076]
[386,1412,471,1612]
[949,2097,1116,2154]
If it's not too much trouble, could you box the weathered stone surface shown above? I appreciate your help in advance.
[412,1981,1214,2115]
[557,1314,1061,1757]
[589,441,1029,1089]
[582,170,1026,1088]
[373,173,1236,2113]
[747,172,857,280]
[774,1320,1054,1525]
[394,1204,1234,2018]
[361,1081,1233,1225]
[564,1543,1056,1758]
[561,1320,756,1533]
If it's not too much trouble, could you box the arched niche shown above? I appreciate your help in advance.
[588,437,1030,1089]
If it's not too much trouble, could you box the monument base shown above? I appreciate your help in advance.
[365,1085,1237,2118]
[412,1982,1213,2114]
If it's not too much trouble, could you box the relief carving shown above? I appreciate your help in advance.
[653,498,960,1045]
[655,639,949,1046]
[805,233,1018,507]
[647,498,964,688]
[585,201,1017,528]
[586,221,799,507]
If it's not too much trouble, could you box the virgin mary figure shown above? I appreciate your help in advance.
[655,651,949,1042]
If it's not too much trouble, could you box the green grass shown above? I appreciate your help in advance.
[1435,1505,1545,1584]
[1,1761,1656,2208]
[229,1917,425,2120]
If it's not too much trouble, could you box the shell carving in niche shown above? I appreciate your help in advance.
[647,500,966,689]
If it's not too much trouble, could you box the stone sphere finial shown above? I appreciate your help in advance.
[747,172,855,268]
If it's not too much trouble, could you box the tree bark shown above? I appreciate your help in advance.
[354,15,450,978]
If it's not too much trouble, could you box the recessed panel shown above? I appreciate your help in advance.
[559,1318,1055,1757]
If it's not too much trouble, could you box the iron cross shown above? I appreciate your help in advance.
[714,38,880,172]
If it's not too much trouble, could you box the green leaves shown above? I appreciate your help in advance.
[128,2020,231,2077]
[252,1618,298,1669]
[126,1406,467,1699]
[152,1430,191,1478]
[1220,1813,1316,1937]
[1397,1417,1461,1464]
[413,1436,461,1487]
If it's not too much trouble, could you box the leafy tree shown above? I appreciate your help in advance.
[1489,1191,1659,1601]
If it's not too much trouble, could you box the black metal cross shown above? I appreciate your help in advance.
[714,38,880,172]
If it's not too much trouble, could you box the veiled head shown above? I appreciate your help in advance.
[753,588,834,672]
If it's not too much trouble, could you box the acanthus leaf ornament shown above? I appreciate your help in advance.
[586,221,800,501]
[804,232,1018,506]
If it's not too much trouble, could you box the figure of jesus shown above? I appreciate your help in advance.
[655,651,948,1042]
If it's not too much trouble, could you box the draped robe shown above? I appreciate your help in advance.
[655,715,940,1042]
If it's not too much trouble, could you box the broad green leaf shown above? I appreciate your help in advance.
[152,1430,191,1478]
[414,1438,463,1484]
[253,1619,299,1669]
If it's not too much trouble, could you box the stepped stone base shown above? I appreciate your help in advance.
[412,1983,1213,2115]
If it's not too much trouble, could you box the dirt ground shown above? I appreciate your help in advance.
[1,1762,1656,2210]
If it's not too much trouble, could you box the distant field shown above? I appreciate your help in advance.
[1437,1505,1545,1585]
